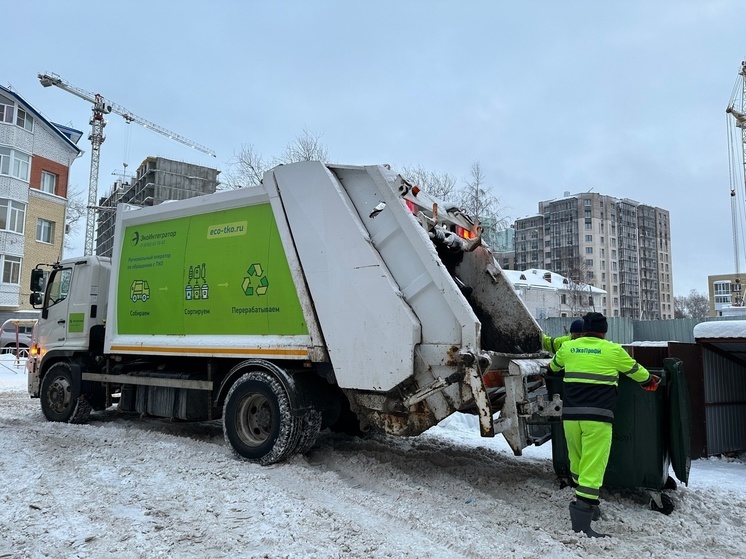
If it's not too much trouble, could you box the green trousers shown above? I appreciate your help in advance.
[563,420,613,502]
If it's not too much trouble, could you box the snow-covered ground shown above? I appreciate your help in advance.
[1,355,744,559]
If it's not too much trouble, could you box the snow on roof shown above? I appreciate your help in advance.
[504,268,607,295]
[501,269,554,289]
[693,320,746,339]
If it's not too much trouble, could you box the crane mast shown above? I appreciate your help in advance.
[38,72,216,256]
[726,61,746,306]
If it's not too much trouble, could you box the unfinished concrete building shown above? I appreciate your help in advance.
[95,157,220,256]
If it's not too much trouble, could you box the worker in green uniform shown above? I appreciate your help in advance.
[549,312,661,537]
[542,319,584,354]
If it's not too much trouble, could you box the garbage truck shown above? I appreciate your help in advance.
[27,161,555,465]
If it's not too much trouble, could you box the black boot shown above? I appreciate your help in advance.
[569,501,608,537]
[591,504,601,522]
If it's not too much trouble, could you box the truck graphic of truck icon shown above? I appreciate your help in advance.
[130,280,150,302]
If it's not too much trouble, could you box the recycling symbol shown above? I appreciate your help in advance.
[242,263,269,296]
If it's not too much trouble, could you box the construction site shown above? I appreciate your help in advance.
[95,157,220,257]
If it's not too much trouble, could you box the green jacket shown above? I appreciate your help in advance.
[549,335,652,422]
[542,333,571,354]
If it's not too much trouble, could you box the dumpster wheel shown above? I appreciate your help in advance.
[649,492,674,515]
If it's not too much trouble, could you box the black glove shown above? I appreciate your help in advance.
[641,374,661,392]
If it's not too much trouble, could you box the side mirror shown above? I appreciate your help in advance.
[30,269,46,292]
[29,292,43,307]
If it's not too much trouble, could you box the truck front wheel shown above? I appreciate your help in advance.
[40,362,92,424]
[223,371,301,465]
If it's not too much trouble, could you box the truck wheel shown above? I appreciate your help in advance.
[40,362,92,424]
[295,410,322,455]
[223,371,301,465]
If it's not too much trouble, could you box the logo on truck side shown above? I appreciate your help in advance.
[242,263,269,296]
[207,221,248,239]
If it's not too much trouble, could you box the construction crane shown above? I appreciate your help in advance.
[726,60,746,306]
[38,72,216,256]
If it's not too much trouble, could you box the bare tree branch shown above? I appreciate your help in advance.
[64,186,86,251]
[224,130,331,190]
[222,143,268,189]
[675,290,709,320]
[274,127,330,165]
[400,164,458,200]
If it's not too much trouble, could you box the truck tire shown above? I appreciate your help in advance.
[223,371,302,465]
[40,362,92,424]
[295,410,322,455]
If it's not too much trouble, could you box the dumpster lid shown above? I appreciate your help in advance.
[693,321,746,370]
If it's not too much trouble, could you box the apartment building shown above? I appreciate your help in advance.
[514,192,673,319]
[0,85,82,313]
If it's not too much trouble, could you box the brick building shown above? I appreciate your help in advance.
[0,84,82,314]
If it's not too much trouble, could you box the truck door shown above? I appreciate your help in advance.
[38,265,73,350]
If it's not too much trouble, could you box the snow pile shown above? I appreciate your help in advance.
[1,356,744,558]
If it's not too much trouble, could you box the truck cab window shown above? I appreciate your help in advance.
[45,268,72,307]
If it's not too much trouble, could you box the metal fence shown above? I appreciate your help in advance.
[537,315,746,345]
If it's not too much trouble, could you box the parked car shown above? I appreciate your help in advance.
[0,321,35,355]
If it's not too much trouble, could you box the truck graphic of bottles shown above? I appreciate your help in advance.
[185,263,209,300]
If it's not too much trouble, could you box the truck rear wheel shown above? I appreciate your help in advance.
[40,362,92,424]
[295,410,322,455]
[223,371,302,465]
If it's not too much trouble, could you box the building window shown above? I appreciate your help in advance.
[0,198,26,234]
[1,255,21,284]
[0,147,31,181]
[36,219,55,243]
[585,247,593,254]
[585,259,593,266]
[15,107,33,131]
[584,199,591,206]
[40,171,57,194]
[714,281,731,296]
[0,93,13,123]
[585,235,592,242]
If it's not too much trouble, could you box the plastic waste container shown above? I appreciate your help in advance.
[545,357,691,514]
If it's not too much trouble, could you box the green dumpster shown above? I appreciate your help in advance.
[546,357,691,513]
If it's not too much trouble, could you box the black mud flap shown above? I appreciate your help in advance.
[665,357,691,486]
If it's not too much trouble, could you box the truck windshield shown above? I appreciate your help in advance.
[45,268,72,307]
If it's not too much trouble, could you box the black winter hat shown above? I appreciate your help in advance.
[570,319,584,333]
[583,312,608,334]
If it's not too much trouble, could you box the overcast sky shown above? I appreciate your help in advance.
[9,0,745,296]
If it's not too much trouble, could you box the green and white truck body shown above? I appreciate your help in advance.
[27,162,552,464]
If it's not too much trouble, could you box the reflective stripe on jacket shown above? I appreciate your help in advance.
[549,336,651,422]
